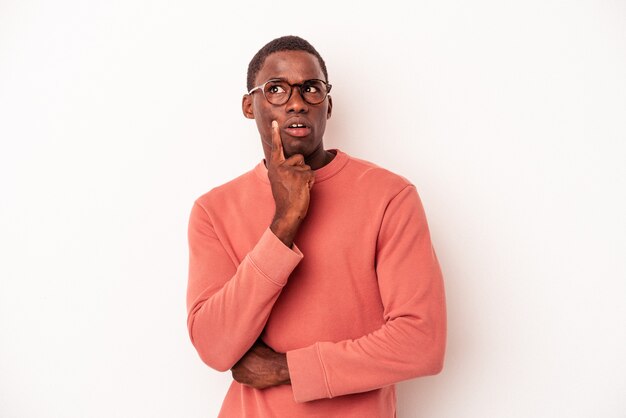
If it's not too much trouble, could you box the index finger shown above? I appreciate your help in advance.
[270,120,285,163]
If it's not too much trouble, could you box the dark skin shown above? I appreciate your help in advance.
[242,50,334,248]
[232,50,334,389]
[231,338,291,389]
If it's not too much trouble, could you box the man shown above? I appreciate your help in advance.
[187,35,446,417]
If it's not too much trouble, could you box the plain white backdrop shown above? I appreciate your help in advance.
[1,0,625,417]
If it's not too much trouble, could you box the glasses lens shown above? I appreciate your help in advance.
[261,80,329,105]
[263,80,291,105]
[302,80,327,104]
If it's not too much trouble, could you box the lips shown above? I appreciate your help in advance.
[283,119,312,138]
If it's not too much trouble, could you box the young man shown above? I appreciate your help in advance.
[187,36,446,417]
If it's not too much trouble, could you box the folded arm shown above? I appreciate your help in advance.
[286,185,446,402]
[186,201,302,371]
[223,185,447,400]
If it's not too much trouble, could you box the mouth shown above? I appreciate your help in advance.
[284,122,312,138]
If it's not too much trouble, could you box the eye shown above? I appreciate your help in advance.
[303,83,319,93]
[304,81,327,95]
[266,83,287,95]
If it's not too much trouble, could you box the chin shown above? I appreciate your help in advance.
[287,146,317,160]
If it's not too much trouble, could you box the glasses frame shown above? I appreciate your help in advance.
[247,78,332,106]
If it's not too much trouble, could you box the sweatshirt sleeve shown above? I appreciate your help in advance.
[187,200,303,372]
[286,185,446,402]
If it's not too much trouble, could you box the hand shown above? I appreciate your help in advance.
[267,120,315,247]
[231,339,291,389]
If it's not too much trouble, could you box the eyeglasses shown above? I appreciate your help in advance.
[247,78,332,105]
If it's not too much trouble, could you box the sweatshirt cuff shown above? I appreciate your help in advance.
[247,228,303,287]
[287,343,332,403]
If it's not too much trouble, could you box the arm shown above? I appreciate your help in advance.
[187,120,314,371]
[187,204,302,371]
[286,185,446,402]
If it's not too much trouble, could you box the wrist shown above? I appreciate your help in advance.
[270,214,302,248]
[277,352,291,385]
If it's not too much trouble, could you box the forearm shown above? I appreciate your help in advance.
[187,203,303,371]
[188,258,288,371]
[287,303,446,402]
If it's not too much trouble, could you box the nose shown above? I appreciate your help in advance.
[285,86,309,113]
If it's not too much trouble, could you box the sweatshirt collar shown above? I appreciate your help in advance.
[253,149,349,184]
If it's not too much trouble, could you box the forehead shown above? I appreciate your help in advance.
[255,50,324,85]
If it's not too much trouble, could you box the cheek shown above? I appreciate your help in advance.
[253,112,275,141]
[317,113,328,129]
[253,102,278,125]
[252,106,269,125]
[255,116,273,137]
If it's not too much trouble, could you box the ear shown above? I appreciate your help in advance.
[326,95,333,119]
[242,94,254,119]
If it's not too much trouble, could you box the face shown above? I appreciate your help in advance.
[242,50,332,160]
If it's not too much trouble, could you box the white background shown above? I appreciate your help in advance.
[1,1,625,417]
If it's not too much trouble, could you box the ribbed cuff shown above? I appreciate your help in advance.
[247,228,303,287]
[287,343,332,403]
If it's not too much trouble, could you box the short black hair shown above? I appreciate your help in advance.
[246,35,328,91]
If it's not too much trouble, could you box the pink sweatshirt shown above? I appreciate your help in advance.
[187,150,446,417]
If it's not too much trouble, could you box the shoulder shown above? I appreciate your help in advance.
[341,152,413,196]
[194,167,259,211]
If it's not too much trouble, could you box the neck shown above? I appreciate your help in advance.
[305,147,335,170]
[262,145,335,171]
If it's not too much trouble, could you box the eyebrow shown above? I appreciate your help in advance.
[264,77,324,83]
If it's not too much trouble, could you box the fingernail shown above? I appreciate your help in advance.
[272,120,277,128]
